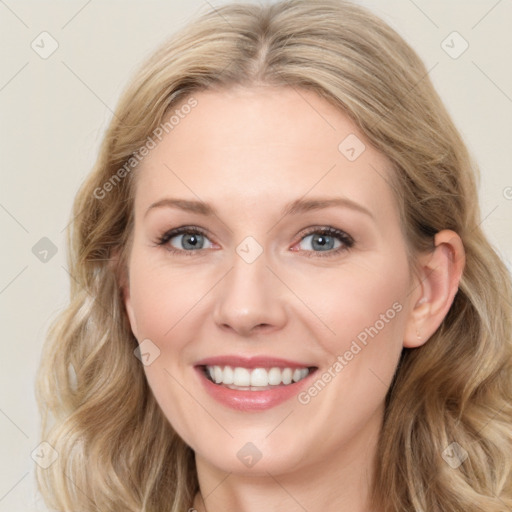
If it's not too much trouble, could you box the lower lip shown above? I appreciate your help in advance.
[195,367,316,411]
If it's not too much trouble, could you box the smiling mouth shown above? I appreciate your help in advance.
[201,365,317,391]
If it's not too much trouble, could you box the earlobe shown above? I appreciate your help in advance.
[403,230,465,348]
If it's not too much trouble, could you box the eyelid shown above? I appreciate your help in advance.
[292,226,354,258]
[296,225,354,244]
[156,225,215,255]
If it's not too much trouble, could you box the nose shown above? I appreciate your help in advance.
[212,250,288,337]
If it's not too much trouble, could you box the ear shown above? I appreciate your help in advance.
[111,248,139,340]
[403,229,465,348]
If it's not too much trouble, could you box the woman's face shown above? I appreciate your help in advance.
[124,86,421,477]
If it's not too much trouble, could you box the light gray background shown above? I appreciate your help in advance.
[0,1,510,510]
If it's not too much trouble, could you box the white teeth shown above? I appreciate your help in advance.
[205,365,311,388]
[214,366,223,384]
[250,368,269,387]
[297,368,309,381]
[233,367,251,386]
[268,367,282,385]
[282,368,292,385]
[223,365,234,385]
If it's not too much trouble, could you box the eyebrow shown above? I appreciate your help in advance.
[144,196,374,220]
[282,197,374,219]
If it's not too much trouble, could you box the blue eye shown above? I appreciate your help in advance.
[157,227,213,253]
[295,227,354,257]
[156,225,354,257]
[170,232,211,251]
[300,232,340,252]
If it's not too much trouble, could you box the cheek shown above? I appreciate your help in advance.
[291,261,409,441]
[128,255,201,342]
[127,257,205,444]
[326,279,406,353]
[293,254,411,419]
[294,254,410,357]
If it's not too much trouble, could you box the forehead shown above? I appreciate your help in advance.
[133,86,398,221]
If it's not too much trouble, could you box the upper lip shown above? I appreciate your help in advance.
[195,355,316,369]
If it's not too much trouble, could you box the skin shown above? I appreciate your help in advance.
[123,85,465,512]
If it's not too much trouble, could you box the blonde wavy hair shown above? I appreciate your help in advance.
[36,1,512,510]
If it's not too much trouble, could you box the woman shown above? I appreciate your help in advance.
[36,1,512,511]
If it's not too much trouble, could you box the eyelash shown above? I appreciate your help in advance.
[155,225,355,258]
[294,226,354,258]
